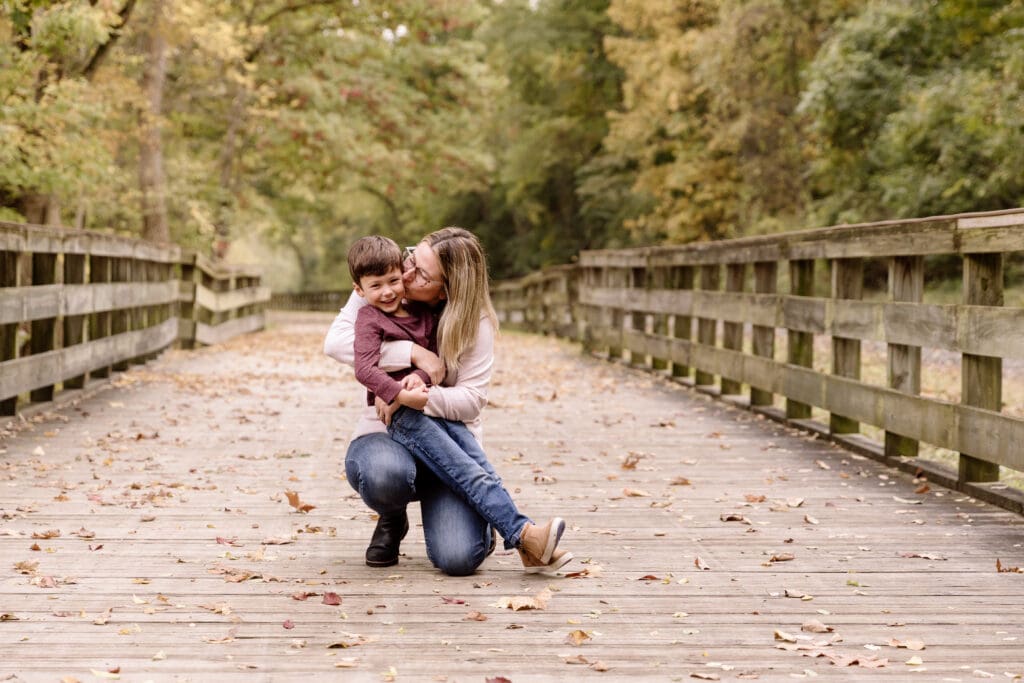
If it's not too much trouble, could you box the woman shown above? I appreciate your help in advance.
[324,227,570,576]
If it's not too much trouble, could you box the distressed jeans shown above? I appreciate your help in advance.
[345,432,492,576]
[388,407,530,549]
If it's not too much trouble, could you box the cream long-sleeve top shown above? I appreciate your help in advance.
[323,290,493,444]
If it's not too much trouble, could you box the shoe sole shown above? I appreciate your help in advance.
[365,556,399,568]
[541,517,566,564]
[524,551,574,575]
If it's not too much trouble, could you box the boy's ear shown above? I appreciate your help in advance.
[352,281,364,297]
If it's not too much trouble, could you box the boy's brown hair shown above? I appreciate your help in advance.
[347,235,402,286]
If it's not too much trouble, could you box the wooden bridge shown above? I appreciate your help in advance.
[2,211,1024,681]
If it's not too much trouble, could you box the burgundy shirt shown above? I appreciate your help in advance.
[353,303,437,405]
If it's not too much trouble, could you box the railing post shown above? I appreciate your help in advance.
[721,263,745,396]
[750,261,776,407]
[650,262,669,372]
[695,264,719,387]
[786,259,814,419]
[0,246,19,415]
[29,250,58,403]
[63,251,87,389]
[830,258,863,434]
[605,266,624,361]
[90,255,112,378]
[886,256,923,457]
[179,255,198,349]
[111,256,131,371]
[670,266,693,382]
[960,253,1002,482]
[629,265,648,369]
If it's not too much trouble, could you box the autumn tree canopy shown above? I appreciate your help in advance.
[2,0,1022,288]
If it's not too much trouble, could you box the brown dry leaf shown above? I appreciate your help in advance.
[89,669,120,680]
[857,657,889,669]
[284,490,316,513]
[262,536,294,545]
[14,560,38,575]
[899,552,945,561]
[720,513,750,524]
[773,630,798,643]
[670,476,692,486]
[888,638,925,651]
[464,611,487,621]
[564,565,604,579]
[203,628,238,644]
[787,498,805,508]
[564,654,590,665]
[496,588,552,611]
[803,514,820,525]
[769,553,796,563]
[996,559,1024,573]
[621,452,643,470]
[914,484,931,494]
[745,494,766,503]
[801,619,833,633]
[590,661,610,672]
[215,536,240,546]
[326,632,370,648]
[623,487,651,498]
[282,619,295,630]
[694,556,710,571]
[690,673,720,680]
[815,460,831,470]
[93,609,112,625]
[31,529,60,539]
[198,602,232,615]
[72,527,95,539]
[322,592,342,606]
[291,591,317,601]
[566,629,592,646]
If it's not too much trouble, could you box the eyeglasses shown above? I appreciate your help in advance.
[403,246,442,287]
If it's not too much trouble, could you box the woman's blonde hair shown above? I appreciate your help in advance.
[425,227,499,370]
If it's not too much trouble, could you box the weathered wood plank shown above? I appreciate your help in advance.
[0,281,180,325]
[1,313,1023,682]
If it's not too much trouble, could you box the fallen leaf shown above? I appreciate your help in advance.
[152,650,166,661]
[566,629,592,646]
[670,476,692,486]
[564,654,589,665]
[774,630,798,643]
[464,611,487,621]
[262,536,295,545]
[441,596,465,605]
[283,619,295,629]
[322,592,342,606]
[690,673,720,680]
[694,556,710,571]
[888,638,925,651]
[31,529,60,539]
[996,559,1023,573]
[769,553,795,563]
[623,487,650,497]
[590,661,610,672]
[496,588,551,611]
[905,655,923,666]
[804,514,819,525]
[89,669,120,680]
[801,619,833,633]
[720,513,750,524]
[285,490,316,513]
[899,552,946,561]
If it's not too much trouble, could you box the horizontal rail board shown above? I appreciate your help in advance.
[588,327,1024,472]
[195,313,266,346]
[0,223,182,261]
[194,285,271,314]
[581,288,1024,359]
[0,318,178,400]
[0,281,179,324]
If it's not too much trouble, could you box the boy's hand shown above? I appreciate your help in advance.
[411,344,445,385]
[375,396,400,426]
[397,385,429,411]
[402,374,425,390]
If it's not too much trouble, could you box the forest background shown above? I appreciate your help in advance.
[2,0,1023,292]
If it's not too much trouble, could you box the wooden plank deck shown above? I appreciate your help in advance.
[2,310,1023,682]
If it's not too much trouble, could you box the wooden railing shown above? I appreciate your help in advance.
[1,222,270,417]
[492,208,1024,514]
[270,290,349,312]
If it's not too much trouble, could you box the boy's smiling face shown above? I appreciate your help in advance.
[354,265,405,314]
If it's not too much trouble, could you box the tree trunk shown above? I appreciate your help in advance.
[139,0,169,244]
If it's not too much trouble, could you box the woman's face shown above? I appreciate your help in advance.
[402,241,445,306]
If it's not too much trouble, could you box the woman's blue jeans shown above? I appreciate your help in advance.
[387,407,530,550]
[345,432,492,576]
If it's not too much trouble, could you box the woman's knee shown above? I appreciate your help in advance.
[429,544,484,577]
[346,434,417,511]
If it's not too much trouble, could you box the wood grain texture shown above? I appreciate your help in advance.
[3,311,1022,682]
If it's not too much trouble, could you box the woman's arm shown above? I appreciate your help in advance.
[423,317,494,423]
[323,290,414,370]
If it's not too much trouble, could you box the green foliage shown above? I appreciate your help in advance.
[1,0,1022,288]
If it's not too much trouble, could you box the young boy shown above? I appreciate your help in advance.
[348,235,436,411]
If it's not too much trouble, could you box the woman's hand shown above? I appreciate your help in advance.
[398,386,429,411]
[411,344,445,385]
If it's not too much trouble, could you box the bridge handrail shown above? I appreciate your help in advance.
[491,207,1024,514]
[1,222,269,417]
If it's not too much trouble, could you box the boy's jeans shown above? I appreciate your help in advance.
[388,407,530,549]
